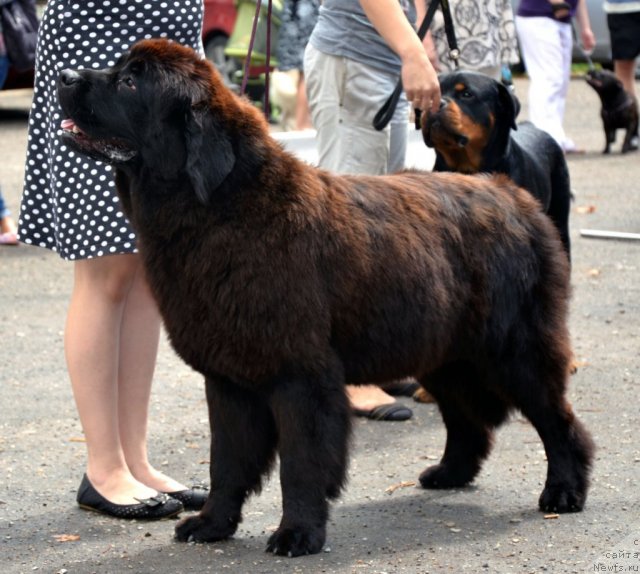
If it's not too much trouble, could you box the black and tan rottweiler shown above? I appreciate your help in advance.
[422,70,572,260]
[57,40,593,557]
[586,68,639,154]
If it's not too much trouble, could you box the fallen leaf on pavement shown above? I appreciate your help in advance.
[53,534,80,542]
[385,480,416,494]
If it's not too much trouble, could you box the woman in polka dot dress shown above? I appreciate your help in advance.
[17,1,209,519]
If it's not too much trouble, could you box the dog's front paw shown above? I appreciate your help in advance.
[419,463,474,489]
[266,525,326,557]
[539,483,586,513]
[175,513,238,543]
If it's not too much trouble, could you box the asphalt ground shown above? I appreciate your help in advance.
[0,76,639,574]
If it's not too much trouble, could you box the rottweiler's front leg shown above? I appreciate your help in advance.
[266,363,351,557]
[175,376,278,543]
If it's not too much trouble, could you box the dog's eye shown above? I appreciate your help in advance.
[460,90,473,99]
[119,77,136,90]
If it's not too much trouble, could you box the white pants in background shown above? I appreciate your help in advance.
[516,15,576,151]
[304,43,409,175]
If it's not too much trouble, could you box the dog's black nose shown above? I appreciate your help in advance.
[59,69,83,86]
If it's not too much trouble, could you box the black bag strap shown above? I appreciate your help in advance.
[373,0,459,131]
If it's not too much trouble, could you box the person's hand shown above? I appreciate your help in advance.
[581,28,596,53]
[401,50,441,115]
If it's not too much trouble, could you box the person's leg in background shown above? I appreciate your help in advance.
[304,44,348,171]
[0,53,9,86]
[295,72,313,130]
[0,189,18,244]
[0,53,19,246]
[336,56,396,175]
[614,59,638,99]
[557,19,576,150]
[607,12,639,98]
[305,43,392,175]
[516,16,577,151]
[0,183,18,244]
[607,12,639,147]
[614,58,639,148]
[389,94,409,173]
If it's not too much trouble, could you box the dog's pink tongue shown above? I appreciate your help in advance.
[61,118,76,130]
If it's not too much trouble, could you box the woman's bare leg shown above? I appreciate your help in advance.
[117,263,186,493]
[65,253,186,504]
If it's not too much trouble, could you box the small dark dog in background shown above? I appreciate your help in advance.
[586,68,639,154]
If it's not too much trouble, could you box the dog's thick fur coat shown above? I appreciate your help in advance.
[57,40,594,557]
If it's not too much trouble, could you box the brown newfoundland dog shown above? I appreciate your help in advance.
[57,39,593,557]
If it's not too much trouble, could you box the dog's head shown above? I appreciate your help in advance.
[585,68,625,99]
[57,39,248,205]
[421,71,520,172]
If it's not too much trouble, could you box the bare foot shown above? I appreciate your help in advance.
[0,215,17,235]
[0,216,18,245]
[346,384,396,411]
[129,462,188,493]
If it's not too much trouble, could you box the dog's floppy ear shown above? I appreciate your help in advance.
[497,82,520,130]
[185,105,235,205]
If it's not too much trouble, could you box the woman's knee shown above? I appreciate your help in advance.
[73,254,141,303]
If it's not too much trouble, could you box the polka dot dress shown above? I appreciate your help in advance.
[18,0,204,260]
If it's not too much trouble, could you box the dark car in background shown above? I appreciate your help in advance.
[202,0,238,81]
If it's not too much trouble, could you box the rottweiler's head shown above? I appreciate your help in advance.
[57,39,246,205]
[421,71,520,173]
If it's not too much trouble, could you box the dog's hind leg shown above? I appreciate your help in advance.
[175,376,278,543]
[503,350,594,513]
[419,363,510,489]
[515,391,593,512]
[266,361,351,557]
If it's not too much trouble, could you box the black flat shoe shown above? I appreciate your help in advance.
[165,485,209,511]
[353,403,413,421]
[379,377,421,397]
[76,474,184,520]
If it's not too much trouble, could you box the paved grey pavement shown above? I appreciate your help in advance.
[1,77,639,574]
